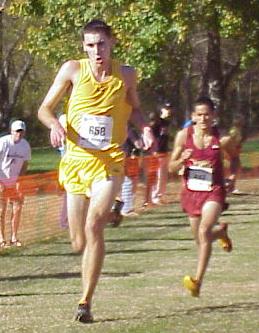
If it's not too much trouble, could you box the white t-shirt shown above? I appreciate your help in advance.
[0,135,31,186]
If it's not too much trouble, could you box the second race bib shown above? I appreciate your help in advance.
[187,165,213,192]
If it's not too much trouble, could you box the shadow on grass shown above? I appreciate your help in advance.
[139,214,187,220]
[0,251,78,258]
[106,247,189,255]
[224,208,259,213]
[106,237,192,243]
[92,301,259,323]
[0,291,79,299]
[1,242,191,258]
[120,222,189,229]
[0,271,80,283]
[230,192,259,197]
[0,271,142,283]
[185,301,259,315]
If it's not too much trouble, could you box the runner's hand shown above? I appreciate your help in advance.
[180,149,193,162]
[50,120,66,148]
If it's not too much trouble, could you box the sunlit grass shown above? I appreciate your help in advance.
[1,191,258,333]
[29,147,60,173]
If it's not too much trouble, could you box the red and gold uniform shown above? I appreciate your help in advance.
[181,126,226,216]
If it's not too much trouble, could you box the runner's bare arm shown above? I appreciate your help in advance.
[38,60,79,147]
[220,135,241,190]
[122,66,154,149]
[169,129,192,173]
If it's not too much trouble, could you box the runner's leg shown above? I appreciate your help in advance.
[0,198,7,243]
[10,200,23,242]
[81,176,123,304]
[67,193,89,253]
[195,201,222,284]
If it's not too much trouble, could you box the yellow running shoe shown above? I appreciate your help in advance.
[183,276,200,297]
[218,223,233,252]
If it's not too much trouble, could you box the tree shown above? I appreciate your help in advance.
[0,1,33,130]
[170,0,259,122]
[9,0,259,129]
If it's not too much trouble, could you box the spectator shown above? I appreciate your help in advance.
[151,104,173,204]
[121,126,143,216]
[142,112,159,207]
[0,120,31,248]
[227,115,246,193]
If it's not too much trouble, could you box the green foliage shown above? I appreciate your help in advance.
[6,0,259,128]
[9,0,190,79]
[9,0,259,78]
[9,0,259,79]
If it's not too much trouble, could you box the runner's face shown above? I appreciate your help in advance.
[193,104,214,130]
[160,108,171,119]
[83,31,113,68]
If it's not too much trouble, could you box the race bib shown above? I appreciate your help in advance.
[78,114,113,150]
[187,165,213,191]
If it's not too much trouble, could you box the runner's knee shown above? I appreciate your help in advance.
[199,225,212,243]
[12,203,22,215]
[71,236,85,254]
[86,217,105,238]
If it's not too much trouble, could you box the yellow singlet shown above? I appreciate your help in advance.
[59,59,132,195]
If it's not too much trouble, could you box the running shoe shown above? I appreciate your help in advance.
[10,240,22,247]
[110,199,124,227]
[121,210,139,217]
[0,241,9,249]
[183,276,200,297]
[75,302,93,324]
[218,223,233,252]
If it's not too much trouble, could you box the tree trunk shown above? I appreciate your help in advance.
[0,7,4,127]
[0,5,33,130]
[206,29,224,117]
[183,67,193,121]
[200,11,225,123]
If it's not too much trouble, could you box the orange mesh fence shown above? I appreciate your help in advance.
[2,171,65,246]
[124,156,140,178]
[1,152,258,247]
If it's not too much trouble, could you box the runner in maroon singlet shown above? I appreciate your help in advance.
[169,96,240,297]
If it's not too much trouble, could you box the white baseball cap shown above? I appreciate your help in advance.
[11,120,26,132]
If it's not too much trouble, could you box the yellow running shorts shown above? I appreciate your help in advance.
[59,153,125,196]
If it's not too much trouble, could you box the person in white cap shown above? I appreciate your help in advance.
[0,119,31,249]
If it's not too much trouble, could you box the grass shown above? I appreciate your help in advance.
[242,137,259,153]
[1,188,259,333]
[29,147,60,173]
[28,135,259,174]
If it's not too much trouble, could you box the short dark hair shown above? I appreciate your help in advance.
[193,96,215,112]
[162,102,172,110]
[81,19,113,40]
